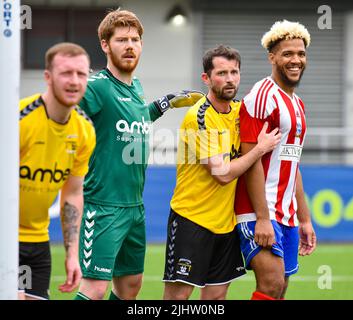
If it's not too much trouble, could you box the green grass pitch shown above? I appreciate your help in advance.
[50,243,353,300]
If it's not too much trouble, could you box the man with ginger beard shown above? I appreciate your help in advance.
[74,9,203,300]
[234,20,317,300]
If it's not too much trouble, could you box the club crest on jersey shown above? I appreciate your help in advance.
[65,140,77,154]
[296,122,302,138]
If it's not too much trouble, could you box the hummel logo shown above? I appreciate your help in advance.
[85,229,94,239]
[85,220,95,229]
[117,97,132,102]
[84,249,92,259]
[218,130,227,135]
[84,239,92,249]
[83,259,91,269]
[86,210,96,220]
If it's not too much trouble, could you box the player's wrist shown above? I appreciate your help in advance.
[256,214,271,221]
[253,144,266,157]
[153,96,171,114]
[298,217,312,225]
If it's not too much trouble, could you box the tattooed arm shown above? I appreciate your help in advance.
[58,175,84,293]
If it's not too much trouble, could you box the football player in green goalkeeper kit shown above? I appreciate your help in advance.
[74,9,203,300]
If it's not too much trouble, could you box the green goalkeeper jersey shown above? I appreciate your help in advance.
[79,68,161,206]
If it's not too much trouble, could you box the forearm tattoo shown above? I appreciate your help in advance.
[61,201,79,251]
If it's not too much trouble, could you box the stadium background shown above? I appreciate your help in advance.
[20,0,353,299]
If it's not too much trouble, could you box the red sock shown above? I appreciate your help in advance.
[251,291,276,300]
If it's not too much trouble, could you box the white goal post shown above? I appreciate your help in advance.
[0,0,20,300]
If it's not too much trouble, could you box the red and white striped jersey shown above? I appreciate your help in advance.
[234,76,307,227]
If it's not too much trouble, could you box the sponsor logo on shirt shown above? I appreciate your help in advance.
[278,144,303,162]
[116,116,151,134]
[224,144,240,161]
[20,163,70,183]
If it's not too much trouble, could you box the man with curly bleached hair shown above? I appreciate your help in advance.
[261,19,311,52]
[234,20,316,300]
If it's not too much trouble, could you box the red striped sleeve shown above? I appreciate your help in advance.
[261,83,274,119]
[257,80,271,118]
[240,101,266,143]
[254,79,270,118]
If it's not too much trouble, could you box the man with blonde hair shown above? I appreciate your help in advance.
[234,20,316,300]
[19,42,96,300]
[75,9,202,300]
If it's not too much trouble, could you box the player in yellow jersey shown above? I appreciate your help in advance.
[163,45,281,300]
[19,43,96,300]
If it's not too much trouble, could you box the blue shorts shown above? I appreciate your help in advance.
[236,220,299,277]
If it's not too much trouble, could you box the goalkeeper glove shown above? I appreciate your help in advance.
[153,90,204,114]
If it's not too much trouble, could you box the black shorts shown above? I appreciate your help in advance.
[163,209,246,287]
[19,241,51,300]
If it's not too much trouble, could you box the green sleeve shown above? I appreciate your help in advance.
[79,84,103,117]
[147,102,163,123]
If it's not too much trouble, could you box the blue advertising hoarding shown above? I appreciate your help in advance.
[49,165,353,243]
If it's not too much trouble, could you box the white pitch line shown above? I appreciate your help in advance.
[313,247,353,253]
[51,275,353,282]
[145,246,353,254]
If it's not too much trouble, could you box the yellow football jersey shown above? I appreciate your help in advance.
[170,96,241,234]
[19,94,96,242]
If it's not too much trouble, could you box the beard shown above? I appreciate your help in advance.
[277,65,306,88]
[211,84,238,101]
[109,47,139,74]
[52,83,80,108]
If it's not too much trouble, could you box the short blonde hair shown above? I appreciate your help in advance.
[261,20,311,52]
[45,42,90,70]
[98,9,144,42]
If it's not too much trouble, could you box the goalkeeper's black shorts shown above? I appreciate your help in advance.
[19,241,51,300]
[163,209,246,287]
